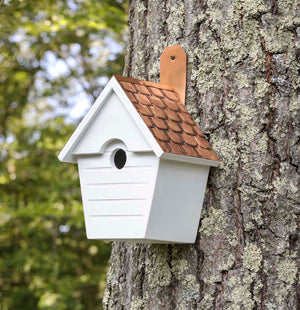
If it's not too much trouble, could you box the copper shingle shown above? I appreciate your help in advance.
[152,118,168,130]
[150,96,165,109]
[150,87,164,98]
[135,93,152,105]
[114,75,220,161]
[166,119,182,133]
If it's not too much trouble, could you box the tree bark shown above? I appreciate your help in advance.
[103,1,300,309]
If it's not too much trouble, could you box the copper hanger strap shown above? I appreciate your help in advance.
[160,45,187,105]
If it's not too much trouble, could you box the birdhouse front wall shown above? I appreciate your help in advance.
[72,92,152,157]
[77,141,159,239]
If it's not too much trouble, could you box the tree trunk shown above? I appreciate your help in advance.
[103,1,300,309]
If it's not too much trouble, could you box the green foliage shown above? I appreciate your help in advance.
[0,0,127,309]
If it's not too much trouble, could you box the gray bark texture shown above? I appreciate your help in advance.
[103,0,300,309]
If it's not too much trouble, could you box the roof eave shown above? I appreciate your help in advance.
[160,152,220,167]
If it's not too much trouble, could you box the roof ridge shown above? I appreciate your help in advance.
[113,75,176,92]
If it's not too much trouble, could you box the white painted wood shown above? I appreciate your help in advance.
[161,152,220,167]
[72,92,151,156]
[57,76,220,243]
[145,159,210,243]
[77,143,159,239]
[78,149,210,242]
[58,76,163,163]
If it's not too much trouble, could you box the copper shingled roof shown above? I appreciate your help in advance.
[114,75,219,161]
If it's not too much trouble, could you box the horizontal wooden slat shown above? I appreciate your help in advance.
[89,214,143,218]
[86,181,150,186]
[84,183,148,200]
[86,216,146,239]
[80,167,153,184]
[87,200,145,216]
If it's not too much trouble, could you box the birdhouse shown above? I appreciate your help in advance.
[58,46,220,243]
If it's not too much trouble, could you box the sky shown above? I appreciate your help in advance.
[41,39,123,123]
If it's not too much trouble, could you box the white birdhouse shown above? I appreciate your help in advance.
[58,46,220,243]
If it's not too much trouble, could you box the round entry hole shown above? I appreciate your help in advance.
[113,149,127,169]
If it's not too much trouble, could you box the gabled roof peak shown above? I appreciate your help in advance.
[58,75,219,165]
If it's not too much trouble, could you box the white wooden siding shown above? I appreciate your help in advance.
[72,92,152,156]
[77,145,159,239]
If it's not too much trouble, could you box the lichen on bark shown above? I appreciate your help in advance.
[104,0,300,309]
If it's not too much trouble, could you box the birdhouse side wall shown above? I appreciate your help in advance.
[77,151,159,239]
[145,159,210,243]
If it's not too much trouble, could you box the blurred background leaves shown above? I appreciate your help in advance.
[0,0,127,309]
